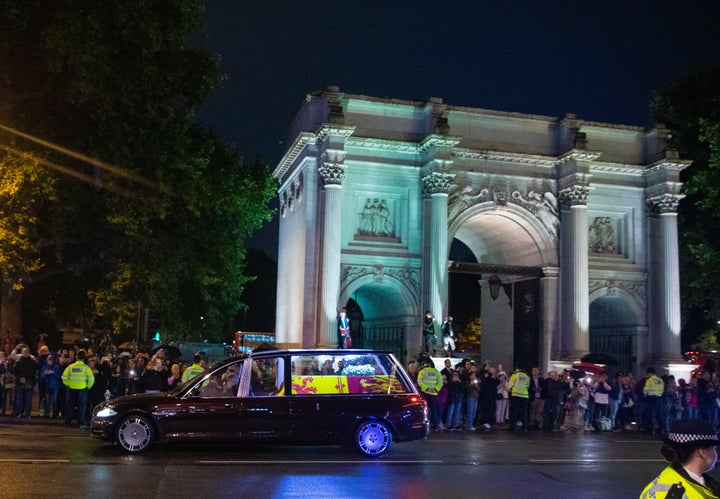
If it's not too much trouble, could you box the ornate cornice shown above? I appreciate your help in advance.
[645,159,691,173]
[316,124,356,141]
[418,134,462,154]
[555,149,603,165]
[273,132,315,179]
[589,162,645,176]
[452,148,556,168]
[346,137,419,154]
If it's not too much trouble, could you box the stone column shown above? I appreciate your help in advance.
[559,184,590,359]
[318,159,345,347]
[422,172,454,323]
[647,193,683,361]
[540,267,560,371]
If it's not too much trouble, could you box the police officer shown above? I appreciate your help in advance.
[181,353,207,384]
[643,366,665,433]
[506,365,530,432]
[641,418,720,498]
[417,361,444,431]
[62,350,94,429]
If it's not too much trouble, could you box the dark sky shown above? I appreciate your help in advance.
[196,1,720,258]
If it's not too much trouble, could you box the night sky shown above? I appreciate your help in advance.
[196,1,720,258]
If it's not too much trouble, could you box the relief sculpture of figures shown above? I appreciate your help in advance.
[588,217,617,254]
[448,186,489,221]
[359,198,394,238]
[510,190,560,238]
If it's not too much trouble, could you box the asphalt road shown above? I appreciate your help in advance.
[0,416,680,498]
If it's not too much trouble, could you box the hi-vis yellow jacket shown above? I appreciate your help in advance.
[507,371,530,398]
[62,360,94,390]
[644,375,665,397]
[641,465,720,499]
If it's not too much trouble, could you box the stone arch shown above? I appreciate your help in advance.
[339,272,418,360]
[340,272,418,321]
[588,287,644,374]
[448,202,558,267]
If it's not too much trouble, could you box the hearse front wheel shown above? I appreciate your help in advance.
[354,420,392,457]
[116,415,155,454]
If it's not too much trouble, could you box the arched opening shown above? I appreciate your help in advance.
[589,295,639,374]
[340,275,418,361]
[447,203,556,369]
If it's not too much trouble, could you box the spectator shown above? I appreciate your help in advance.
[465,371,480,431]
[0,351,7,415]
[528,367,545,430]
[109,363,126,398]
[608,373,622,430]
[593,372,612,430]
[495,366,509,425]
[40,355,62,418]
[543,370,569,431]
[684,375,699,419]
[142,357,168,394]
[446,371,465,430]
[478,367,499,430]
[36,345,51,417]
[167,363,182,390]
[663,375,683,430]
[13,347,36,418]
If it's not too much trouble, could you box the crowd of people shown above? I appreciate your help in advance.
[0,332,203,428]
[407,353,718,436]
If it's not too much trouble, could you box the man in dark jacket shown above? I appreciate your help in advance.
[13,347,37,418]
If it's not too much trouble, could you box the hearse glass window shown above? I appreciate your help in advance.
[250,356,285,396]
[290,353,412,395]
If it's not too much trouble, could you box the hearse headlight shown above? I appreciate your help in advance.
[96,407,118,418]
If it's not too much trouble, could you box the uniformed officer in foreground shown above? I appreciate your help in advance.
[641,418,720,498]
[62,350,95,429]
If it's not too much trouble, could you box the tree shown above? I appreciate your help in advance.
[652,65,720,348]
[0,149,56,338]
[0,1,275,344]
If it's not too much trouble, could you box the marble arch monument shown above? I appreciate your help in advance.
[273,86,690,374]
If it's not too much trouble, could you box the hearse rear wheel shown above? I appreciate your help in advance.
[355,420,392,457]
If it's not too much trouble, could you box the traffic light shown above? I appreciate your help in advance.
[144,309,160,341]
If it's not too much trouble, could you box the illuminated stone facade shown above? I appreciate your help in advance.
[273,86,690,373]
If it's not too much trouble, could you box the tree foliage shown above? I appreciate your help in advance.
[652,65,720,345]
[0,1,275,343]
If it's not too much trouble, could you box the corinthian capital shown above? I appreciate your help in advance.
[422,172,455,195]
[646,193,684,214]
[558,184,590,206]
[318,161,345,186]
